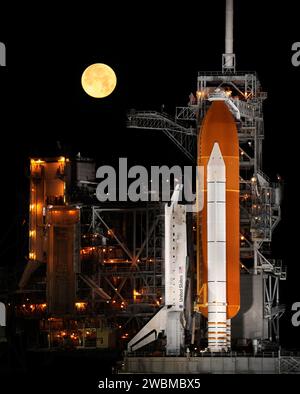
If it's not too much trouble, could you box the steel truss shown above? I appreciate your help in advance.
[127,110,196,161]
[81,204,164,330]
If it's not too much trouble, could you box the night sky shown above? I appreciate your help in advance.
[0,1,299,349]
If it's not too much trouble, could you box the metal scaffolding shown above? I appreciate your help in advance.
[126,110,196,161]
[80,203,164,330]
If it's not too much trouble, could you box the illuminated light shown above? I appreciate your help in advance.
[29,252,36,260]
[156,301,160,306]
[103,248,106,252]
[118,325,122,329]
[133,289,141,297]
[41,304,47,309]
[75,302,87,310]
[109,248,112,252]
[251,177,256,183]
[106,301,109,304]
[225,90,232,97]
[240,151,244,156]
[30,204,36,211]
[115,288,118,291]
[240,235,245,241]
[149,259,152,262]
[58,156,66,163]
[86,331,90,335]
[112,300,116,304]
[196,91,204,99]
[22,304,26,308]
[31,159,45,164]
[159,297,162,300]
[29,230,36,238]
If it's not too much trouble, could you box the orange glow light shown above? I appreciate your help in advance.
[31,159,45,165]
[75,302,87,310]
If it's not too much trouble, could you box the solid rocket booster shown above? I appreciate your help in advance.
[197,101,240,349]
[207,142,227,351]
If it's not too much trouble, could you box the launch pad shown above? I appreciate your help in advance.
[7,0,299,376]
[123,354,285,374]
[124,0,287,371]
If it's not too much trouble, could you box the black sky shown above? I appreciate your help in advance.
[0,1,299,348]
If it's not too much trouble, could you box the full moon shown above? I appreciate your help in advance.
[81,63,117,98]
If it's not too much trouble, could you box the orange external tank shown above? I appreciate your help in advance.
[196,100,240,319]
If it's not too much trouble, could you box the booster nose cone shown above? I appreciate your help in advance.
[207,142,226,182]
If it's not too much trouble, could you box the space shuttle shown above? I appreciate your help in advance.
[127,0,240,354]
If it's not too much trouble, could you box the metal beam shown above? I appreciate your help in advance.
[127,111,196,161]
